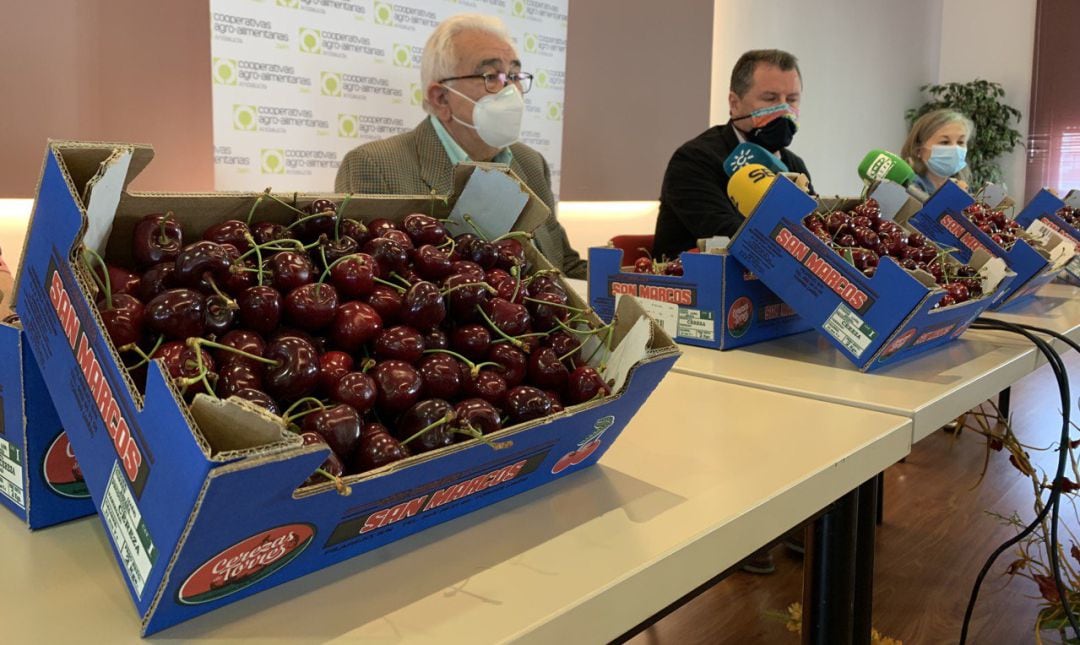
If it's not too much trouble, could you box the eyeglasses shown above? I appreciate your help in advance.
[439,71,534,94]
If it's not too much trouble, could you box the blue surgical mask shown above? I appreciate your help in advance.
[927,144,967,177]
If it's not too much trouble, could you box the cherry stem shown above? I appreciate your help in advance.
[461,213,488,241]
[283,396,327,422]
[441,280,496,297]
[333,194,353,240]
[522,268,562,286]
[82,247,113,310]
[120,335,165,370]
[246,192,267,226]
[320,252,367,284]
[523,295,589,315]
[510,265,522,303]
[360,357,376,373]
[452,424,512,450]
[372,275,406,293]
[203,275,236,305]
[177,343,215,397]
[263,191,311,219]
[244,233,265,286]
[157,213,176,245]
[389,271,414,288]
[188,338,279,367]
[312,467,352,496]
[557,343,583,363]
[492,230,533,244]
[475,306,526,350]
[400,412,455,446]
[437,236,456,253]
[422,348,499,377]
[236,238,306,262]
[553,317,611,337]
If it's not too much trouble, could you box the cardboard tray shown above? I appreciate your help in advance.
[1013,188,1080,286]
[14,141,680,634]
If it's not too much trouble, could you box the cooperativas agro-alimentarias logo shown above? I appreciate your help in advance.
[392,43,411,67]
[233,105,258,131]
[546,101,563,121]
[298,27,322,54]
[277,0,300,8]
[374,1,393,25]
[261,149,286,174]
[512,0,526,17]
[524,33,538,53]
[212,58,238,85]
[410,83,422,106]
[338,114,358,138]
[321,72,342,96]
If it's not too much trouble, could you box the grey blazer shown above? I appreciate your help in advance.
[334,118,586,279]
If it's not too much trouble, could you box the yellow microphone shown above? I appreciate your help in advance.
[727,163,776,217]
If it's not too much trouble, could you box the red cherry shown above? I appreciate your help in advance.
[373,326,426,364]
[367,285,404,324]
[202,220,252,253]
[238,285,282,335]
[299,432,345,486]
[267,251,315,293]
[505,385,553,424]
[371,360,423,413]
[263,336,320,402]
[395,399,455,453]
[566,366,611,404]
[486,342,527,386]
[100,293,145,348]
[417,353,464,400]
[146,288,205,340]
[349,424,410,472]
[318,350,354,394]
[331,371,377,414]
[284,283,339,331]
[329,253,378,298]
[330,301,383,352]
[453,398,502,437]
[450,324,492,361]
[132,213,183,269]
[302,404,362,460]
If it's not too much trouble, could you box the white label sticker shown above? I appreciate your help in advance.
[101,461,157,598]
[823,303,876,358]
[677,308,716,341]
[0,436,25,509]
[618,293,678,336]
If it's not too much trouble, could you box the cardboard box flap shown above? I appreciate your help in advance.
[1066,190,1080,209]
[189,394,300,459]
[601,298,653,394]
[979,183,1013,210]
[451,163,549,236]
[49,140,154,198]
[82,148,134,255]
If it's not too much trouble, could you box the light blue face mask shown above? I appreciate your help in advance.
[927,144,967,177]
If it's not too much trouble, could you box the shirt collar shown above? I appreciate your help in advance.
[429,115,513,165]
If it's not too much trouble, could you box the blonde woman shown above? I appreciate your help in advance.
[901,108,975,194]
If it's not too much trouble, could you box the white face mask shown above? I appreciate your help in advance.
[442,83,524,149]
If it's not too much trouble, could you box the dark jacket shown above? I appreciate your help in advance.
[652,121,812,261]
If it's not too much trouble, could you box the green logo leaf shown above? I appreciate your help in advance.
[321,71,341,96]
[338,114,358,137]
[277,0,300,7]
[536,69,549,89]
[392,43,411,67]
[374,1,394,26]
[212,58,238,85]
[512,0,526,17]
[546,101,563,121]
[299,27,322,54]
[524,33,538,53]
[261,149,286,174]
[232,105,258,131]
[410,83,423,106]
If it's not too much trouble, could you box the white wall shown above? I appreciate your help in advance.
[937,0,1036,198]
[710,0,943,197]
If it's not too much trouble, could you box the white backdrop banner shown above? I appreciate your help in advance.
[209,0,568,196]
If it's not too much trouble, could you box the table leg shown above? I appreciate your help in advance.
[802,488,858,645]
[853,477,879,644]
[998,387,1011,419]
[875,471,884,526]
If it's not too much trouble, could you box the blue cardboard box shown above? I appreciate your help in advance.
[1013,188,1080,286]
[15,141,679,635]
[907,181,1074,310]
[728,177,1012,371]
[587,246,809,349]
[0,322,92,528]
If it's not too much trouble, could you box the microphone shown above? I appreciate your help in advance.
[727,163,777,218]
[857,149,929,201]
[724,142,789,177]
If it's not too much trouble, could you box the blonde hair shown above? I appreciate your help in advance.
[420,14,513,114]
[901,108,976,183]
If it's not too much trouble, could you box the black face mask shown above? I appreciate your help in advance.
[732,112,798,153]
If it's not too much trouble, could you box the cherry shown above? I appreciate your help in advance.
[137,262,177,302]
[423,328,449,350]
[403,213,448,246]
[267,251,315,293]
[318,350,353,394]
[238,285,282,335]
[944,282,970,304]
[203,294,238,336]
[450,324,491,361]
[486,343,527,385]
[453,398,502,436]
[826,212,852,236]
[146,288,206,340]
[449,260,486,281]
[395,398,455,453]
[299,432,345,486]
[213,329,266,368]
[95,265,140,296]
[381,229,415,253]
[363,237,409,275]
[835,233,856,248]
[417,353,464,400]
[367,285,404,324]
[155,341,214,395]
[444,273,490,321]
[400,281,446,331]
[469,240,497,269]
[526,290,571,332]
[368,217,400,238]
[633,257,653,273]
[349,423,409,472]
[482,297,531,337]
[251,221,288,245]
[217,362,263,398]
[101,293,145,348]
[331,371,378,413]
[202,220,252,253]
[374,326,425,364]
[527,346,570,392]
[230,388,281,415]
[545,390,565,414]
[339,219,372,247]
[132,213,183,268]
[493,238,527,272]
[371,359,423,413]
[853,227,879,248]
[263,336,320,402]
[663,258,684,276]
[330,301,382,352]
[284,283,339,331]
[462,368,508,407]
[294,199,337,241]
[505,385,553,424]
[566,366,611,404]
[907,232,927,248]
[329,253,378,298]
[413,244,453,281]
[174,241,233,287]
[302,403,362,459]
[317,234,359,269]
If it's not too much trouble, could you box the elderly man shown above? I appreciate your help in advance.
[652,49,813,262]
[335,14,586,278]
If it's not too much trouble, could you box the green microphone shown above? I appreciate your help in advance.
[857,149,928,200]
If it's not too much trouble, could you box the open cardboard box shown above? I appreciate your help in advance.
[587,245,809,349]
[1013,188,1080,286]
[727,177,1013,371]
[14,141,680,634]
[907,181,1074,309]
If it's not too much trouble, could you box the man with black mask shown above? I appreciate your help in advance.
[652,49,812,261]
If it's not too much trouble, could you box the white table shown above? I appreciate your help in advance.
[2,373,911,643]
